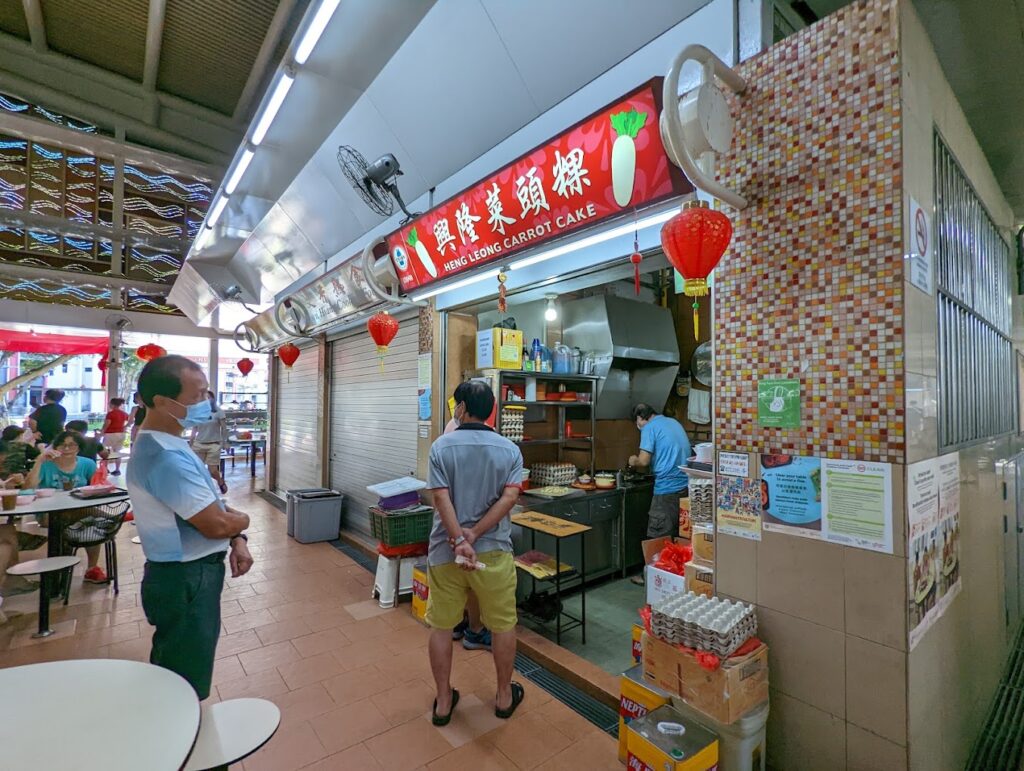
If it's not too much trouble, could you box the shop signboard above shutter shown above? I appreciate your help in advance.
[272,344,321,497]
[328,317,419,540]
[385,78,692,294]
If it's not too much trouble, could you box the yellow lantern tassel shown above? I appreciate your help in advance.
[692,300,700,341]
[377,344,388,373]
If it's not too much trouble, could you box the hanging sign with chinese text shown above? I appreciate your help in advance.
[386,78,691,292]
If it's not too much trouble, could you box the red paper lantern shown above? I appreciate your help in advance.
[97,356,108,387]
[136,343,166,362]
[629,251,643,296]
[367,311,400,371]
[277,343,300,369]
[236,358,254,377]
[660,201,733,339]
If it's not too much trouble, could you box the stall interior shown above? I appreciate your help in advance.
[443,258,712,673]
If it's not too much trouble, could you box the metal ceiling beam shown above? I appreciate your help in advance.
[143,0,167,91]
[232,0,299,121]
[0,105,220,181]
[0,261,168,295]
[0,297,232,338]
[21,0,46,54]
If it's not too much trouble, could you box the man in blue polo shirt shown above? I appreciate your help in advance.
[128,355,253,700]
[629,403,691,542]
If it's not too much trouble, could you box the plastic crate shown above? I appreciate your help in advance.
[370,506,433,547]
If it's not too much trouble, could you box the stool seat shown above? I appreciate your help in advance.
[183,698,280,771]
[7,555,80,577]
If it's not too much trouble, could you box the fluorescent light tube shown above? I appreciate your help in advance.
[251,73,295,145]
[206,196,229,229]
[410,268,503,302]
[294,0,342,64]
[224,148,255,195]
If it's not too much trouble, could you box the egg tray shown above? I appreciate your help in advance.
[531,463,578,487]
[651,592,758,658]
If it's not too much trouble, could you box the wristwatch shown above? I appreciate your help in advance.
[451,534,466,548]
[230,533,248,543]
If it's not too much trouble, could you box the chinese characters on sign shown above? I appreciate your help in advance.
[385,80,690,292]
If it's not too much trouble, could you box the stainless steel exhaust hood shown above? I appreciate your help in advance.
[561,295,680,419]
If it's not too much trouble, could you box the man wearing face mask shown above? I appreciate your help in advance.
[127,355,254,700]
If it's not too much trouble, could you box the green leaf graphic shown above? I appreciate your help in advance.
[610,109,648,139]
[407,227,419,247]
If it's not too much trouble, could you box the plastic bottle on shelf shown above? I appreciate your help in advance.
[531,338,542,371]
[552,342,573,375]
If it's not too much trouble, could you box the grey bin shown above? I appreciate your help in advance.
[286,488,343,543]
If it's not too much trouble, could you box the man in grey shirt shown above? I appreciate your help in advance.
[425,380,525,725]
[190,391,227,494]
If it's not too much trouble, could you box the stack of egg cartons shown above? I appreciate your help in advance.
[688,479,714,525]
[532,462,577,486]
[650,592,757,658]
[500,407,525,442]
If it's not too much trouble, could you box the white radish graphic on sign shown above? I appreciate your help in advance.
[610,109,648,207]
[407,227,437,278]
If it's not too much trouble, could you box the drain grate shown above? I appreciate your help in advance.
[967,622,1024,769]
[256,491,285,511]
[328,540,620,736]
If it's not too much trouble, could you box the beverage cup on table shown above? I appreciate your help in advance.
[0,489,17,512]
[62,478,74,491]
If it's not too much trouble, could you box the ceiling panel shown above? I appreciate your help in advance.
[158,0,282,114]
[276,165,366,259]
[367,0,538,185]
[0,1,28,40]
[482,0,709,113]
[42,0,149,82]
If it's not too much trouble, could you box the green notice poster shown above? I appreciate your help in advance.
[758,379,801,428]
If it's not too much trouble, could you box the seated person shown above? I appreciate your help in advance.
[0,473,36,597]
[24,431,108,584]
[65,421,109,464]
[0,426,40,477]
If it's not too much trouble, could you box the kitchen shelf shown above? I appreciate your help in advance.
[501,400,593,406]
[498,372,601,381]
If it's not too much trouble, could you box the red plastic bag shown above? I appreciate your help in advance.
[89,463,109,486]
[639,605,653,634]
[376,541,428,559]
[652,542,693,576]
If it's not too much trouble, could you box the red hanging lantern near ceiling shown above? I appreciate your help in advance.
[97,356,108,387]
[135,343,166,362]
[277,343,300,382]
[367,311,400,372]
[236,358,254,377]
[660,200,733,340]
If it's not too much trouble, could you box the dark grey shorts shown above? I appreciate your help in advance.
[647,490,687,539]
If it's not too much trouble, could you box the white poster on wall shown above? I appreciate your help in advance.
[821,459,893,553]
[908,196,934,295]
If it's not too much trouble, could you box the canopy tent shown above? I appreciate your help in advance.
[0,330,108,356]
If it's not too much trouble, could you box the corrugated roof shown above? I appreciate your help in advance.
[158,0,282,115]
[0,0,30,40]
[42,0,149,82]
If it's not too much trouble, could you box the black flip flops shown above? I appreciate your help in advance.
[495,681,525,719]
[431,688,460,726]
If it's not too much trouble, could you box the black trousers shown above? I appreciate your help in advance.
[141,552,226,700]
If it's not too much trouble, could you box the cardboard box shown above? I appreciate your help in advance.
[642,536,691,606]
[679,497,692,539]
[692,524,715,562]
[685,560,714,597]
[410,563,429,624]
[625,705,719,770]
[642,632,770,724]
[476,328,523,370]
[618,665,673,762]
[632,623,644,665]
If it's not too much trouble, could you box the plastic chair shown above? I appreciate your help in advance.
[60,500,131,605]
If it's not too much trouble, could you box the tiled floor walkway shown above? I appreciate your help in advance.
[0,469,620,770]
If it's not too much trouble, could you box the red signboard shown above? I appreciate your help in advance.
[386,78,690,293]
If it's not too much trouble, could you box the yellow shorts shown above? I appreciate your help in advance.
[425,550,518,633]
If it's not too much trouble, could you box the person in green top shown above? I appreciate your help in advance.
[24,430,107,583]
[0,425,40,476]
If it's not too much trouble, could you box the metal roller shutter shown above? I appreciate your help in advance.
[272,343,321,496]
[329,316,419,539]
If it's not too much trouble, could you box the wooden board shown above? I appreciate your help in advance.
[511,511,591,537]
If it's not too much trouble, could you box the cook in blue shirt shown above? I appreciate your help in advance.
[629,403,691,541]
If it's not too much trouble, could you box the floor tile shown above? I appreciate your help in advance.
[364,717,455,771]
[533,733,622,771]
[291,627,350,658]
[215,668,290,701]
[215,629,263,659]
[302,742,384,770]
[321,663,386,706]
[277,651,345,690]
[253,616,313,646]
[484,711,573,769]
[371,677,436,726]
[344,599,393,621]
[428,738,519,770]
[267,682,338,728]
[238,639,301,675]
[309,698,393,754]
[427,693,507,749]
[240,720,327,771]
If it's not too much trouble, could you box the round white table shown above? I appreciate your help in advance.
[0,659,200,771]
[7,555,80,636]
[183,698,281,770]
[3,487,129,597]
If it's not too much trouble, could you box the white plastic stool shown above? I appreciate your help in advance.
[183,698,281,770]
[7,555,79,637]
[372,555,417,608]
